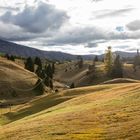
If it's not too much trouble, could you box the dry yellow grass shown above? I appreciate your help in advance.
[0,82,140,140]
[102,78,140,84]
[54,61,107,87]
[55,62,140,87]
[123,63,140,80]
[0,58,140,139]
[0,58,39,106]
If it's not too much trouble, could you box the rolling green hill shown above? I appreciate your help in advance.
[0,82,140,140]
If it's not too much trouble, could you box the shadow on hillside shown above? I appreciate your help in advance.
[3,94,71,124]
[3,85,109,124]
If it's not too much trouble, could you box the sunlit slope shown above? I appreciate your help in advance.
[54,62,106,87]
[0,58,38,99]
[123,63,140,80]
[0,82,140,140]
[54,62,89,85]
[55,62,140,87]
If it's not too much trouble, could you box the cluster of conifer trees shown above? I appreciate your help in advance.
[104,47,123,78]
[24,57,55,95]
[5,54,15,61]
[4,47,140,95]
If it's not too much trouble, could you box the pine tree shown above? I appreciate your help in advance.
[104,46,113,77]
[70,82,75,88]
[87,61,97,78]
[10,55,15,61]
[25,57,34,72]
[94,55,98,62]
[52,63,55,74]
[77,55,83,69]
[49,80,53,89]
[133,49,140,71]
[34,79,44,96]
[111,55,123,78]
[40,69,46,79]
[5,54,15,61]
[35,66,42,77]
[46,64,53,79]
[34,57,42,69]
[5,53,10,60]
[44,76,50,87]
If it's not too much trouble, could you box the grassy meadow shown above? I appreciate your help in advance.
[0,82,140,140]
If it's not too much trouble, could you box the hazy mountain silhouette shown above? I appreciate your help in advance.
[0,39,136,60]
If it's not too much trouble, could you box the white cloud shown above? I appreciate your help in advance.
[0,2,69,33]
[0,0,140,54]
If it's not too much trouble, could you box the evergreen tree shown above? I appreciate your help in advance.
[87,61,97,78]
[111,55,123,78]
[10,55,15,61]
[34,57,42,69]
[49,80,53,89]
[5,53,10,60]
[25,57,34,72]
[35,66,42,78]
[34,79,44,96]
[5,54,15,61]
[94,55,98,62]
[45,64,53,79]
[77,55,83,69]
[40,69,46,79]
[44,76,50,87]
[133,49,140,71]
[70,82,75,88]
[52,63,55,74]
[104,46,113,77]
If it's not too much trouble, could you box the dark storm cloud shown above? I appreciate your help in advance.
[46,27,106,46]
[0,3,140,49]
[0,2,69,33]
[0,20,55,42]
[0,21,140,47]
[0,27,38,41]
[45,26,140,47]
[95,8,134,19]
[126,20,140,31]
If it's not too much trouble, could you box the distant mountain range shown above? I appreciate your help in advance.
[0,39,137,60]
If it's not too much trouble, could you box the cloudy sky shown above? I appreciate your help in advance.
[0,0,140,54]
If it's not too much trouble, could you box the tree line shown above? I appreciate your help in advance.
[75,46,140,81]
[24,57,55,95]
[3,47,140,95]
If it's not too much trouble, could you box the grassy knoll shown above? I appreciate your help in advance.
[0,82,140,140]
